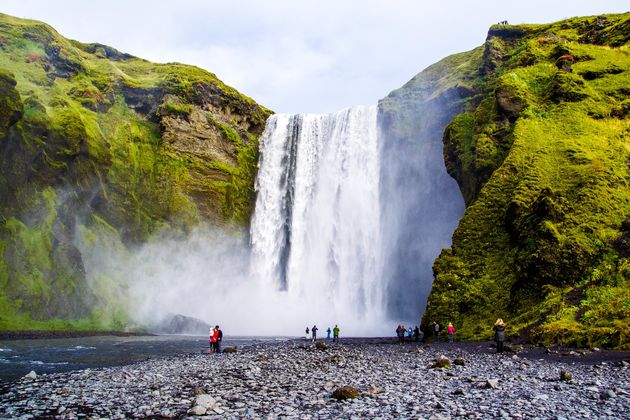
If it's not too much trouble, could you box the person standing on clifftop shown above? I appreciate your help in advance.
[333,325,340,342]
[327,327,332,340]
[312,325,318,341]
[433,321,440,343]
[493,319,506,353]
[305,327,309,340]
[447,322,455,343]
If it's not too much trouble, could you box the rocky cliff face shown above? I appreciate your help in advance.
[0,13,271,330]
[421,13,630,348]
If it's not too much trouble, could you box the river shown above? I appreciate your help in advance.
[0,335,288,382]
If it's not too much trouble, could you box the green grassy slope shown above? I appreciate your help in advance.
[422,13,630,348]
[0,13,271,330]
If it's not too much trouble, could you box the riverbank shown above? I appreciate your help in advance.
[1,339,628,418]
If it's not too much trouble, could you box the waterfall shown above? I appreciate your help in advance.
[250,106,385,332]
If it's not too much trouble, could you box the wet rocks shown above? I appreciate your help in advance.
[222,346,237,353]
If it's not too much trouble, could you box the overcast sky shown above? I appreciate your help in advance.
[2,1,628,113]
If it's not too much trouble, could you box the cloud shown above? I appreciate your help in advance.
[2,0,629,112]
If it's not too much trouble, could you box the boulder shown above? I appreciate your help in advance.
[485,379,499,389]
[194,394,216,409]
[331,386,360,400]
[431,356,451,369]
[223,346,237,353]
[560,370,572,382]
[188,405,207,416]
[315,341,328,350]
[454,357,465,366]
[23,371,37,380]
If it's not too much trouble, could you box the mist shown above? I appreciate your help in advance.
[74,98,466,337]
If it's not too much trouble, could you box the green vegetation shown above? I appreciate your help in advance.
[423,13,630,348]
[0,13,271,330]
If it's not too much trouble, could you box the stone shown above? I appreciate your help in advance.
[23,371,37,380]
[365,385,384,395]
[331,386,360,400]
[454,357,465,366]
[194,394,216,409]
[189,405,207,416]
[600,390,616,399]
[431,356,451,369]
[453,388,465,395]
[560,370,572,382]
[485,379,499,389]
[222,347,237,353]
[315,341,328,350]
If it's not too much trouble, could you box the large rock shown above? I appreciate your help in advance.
[331,386,360,400]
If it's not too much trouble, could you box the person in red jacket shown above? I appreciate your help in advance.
[209,327,216,354]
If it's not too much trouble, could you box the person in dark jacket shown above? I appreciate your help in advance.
[396,325,405,344]
[493,319,506,353]
[312,325,318,341]
[216,325,223,354]
[413,326,421,342]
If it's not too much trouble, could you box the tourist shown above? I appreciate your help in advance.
[493,319,506,353]
[215,325,223,354]
[396,325,405,344]
[413,326,421,342]
[209,326,216,354]
[327,327,332,340]
[333,325,340,342]
[433,321,440,343]
[305,327,309,340]
[312,325,318,341]
[447,322,455,343]
[212,327,219,353]
[407,327,413,341]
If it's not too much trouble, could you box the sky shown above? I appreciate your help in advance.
[2,1,628,113]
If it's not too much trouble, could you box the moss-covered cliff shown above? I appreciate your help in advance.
[0,13,271,330]
[421,13,630,348]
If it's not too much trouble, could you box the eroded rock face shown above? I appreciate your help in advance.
[0,13,271,329]
[423,13,630,348]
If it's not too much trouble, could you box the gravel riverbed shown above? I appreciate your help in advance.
[0,339,628,419]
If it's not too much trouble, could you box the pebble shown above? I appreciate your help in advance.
[0,340,628,418]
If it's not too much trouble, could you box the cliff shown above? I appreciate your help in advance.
[0,13,271,330]
[421,13,630,348]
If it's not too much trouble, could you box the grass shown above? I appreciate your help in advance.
[0,12,271,330]
[423,12,630,348]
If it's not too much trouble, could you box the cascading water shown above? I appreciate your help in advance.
[109,100,462,336]
[250,106,386,334]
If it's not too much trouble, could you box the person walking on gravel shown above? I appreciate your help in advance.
[447,322,455,343]
[312,325,318,341]
[493,319,506,353]
[305,327,310,340]
[433,321,440,343]
[333,325,340,342]
[327,327,332,340]
[413,326,421,342]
